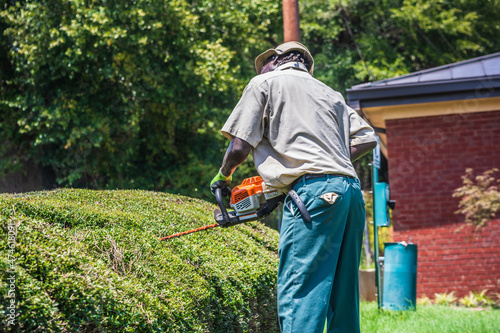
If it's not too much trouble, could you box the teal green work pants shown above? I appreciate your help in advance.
[278,175,365,333]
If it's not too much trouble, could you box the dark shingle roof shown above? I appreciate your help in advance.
[354,52,500,88]
[347,52,500,109]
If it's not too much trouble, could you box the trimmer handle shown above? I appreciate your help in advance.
[215,187,230,224]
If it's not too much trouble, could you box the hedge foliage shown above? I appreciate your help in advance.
[0,189,280,332]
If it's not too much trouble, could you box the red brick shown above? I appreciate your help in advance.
[387,111,500,297]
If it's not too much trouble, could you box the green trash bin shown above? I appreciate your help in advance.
[382,242,418,310]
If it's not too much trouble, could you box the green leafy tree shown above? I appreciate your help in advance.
[0,0,280,198]
[301,0,500,94]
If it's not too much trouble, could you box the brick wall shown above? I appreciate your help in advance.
[386,110,500,298]
[394,220,500,297]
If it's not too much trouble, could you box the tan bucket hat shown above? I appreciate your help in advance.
[254,41,314,75]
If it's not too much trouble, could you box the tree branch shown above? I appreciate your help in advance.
[339,4,375,81]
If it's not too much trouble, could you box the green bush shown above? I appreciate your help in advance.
[0,189,280,332]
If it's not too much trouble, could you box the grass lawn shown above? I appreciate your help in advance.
[360,302,500,333]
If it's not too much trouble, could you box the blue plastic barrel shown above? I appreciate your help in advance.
[382,243,418,310]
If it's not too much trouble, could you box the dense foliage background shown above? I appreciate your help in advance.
[1,0,499,199]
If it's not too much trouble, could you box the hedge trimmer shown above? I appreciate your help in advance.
[160,176,286,241]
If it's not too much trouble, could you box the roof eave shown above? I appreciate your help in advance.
[347,76,500,109]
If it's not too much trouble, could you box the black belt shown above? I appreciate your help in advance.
[290,173,352,189]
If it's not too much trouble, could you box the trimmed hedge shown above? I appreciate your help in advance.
[0,189,280,332]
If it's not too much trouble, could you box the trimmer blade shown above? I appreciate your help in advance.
[213,208,222,222]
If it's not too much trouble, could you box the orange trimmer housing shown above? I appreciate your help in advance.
[230,176,265,206]
[214,176,284,227]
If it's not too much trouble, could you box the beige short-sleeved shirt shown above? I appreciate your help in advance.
[222,62,376,191]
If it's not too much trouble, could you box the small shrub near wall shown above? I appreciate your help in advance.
[418,290,499,309]
[453,168,500,229]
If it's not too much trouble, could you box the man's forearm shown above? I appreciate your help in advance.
[220,138,252,176]
[350,141,377,162]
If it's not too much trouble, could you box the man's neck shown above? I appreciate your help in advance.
[276,61,308,72]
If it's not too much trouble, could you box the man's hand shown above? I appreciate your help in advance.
[210,169,232,196]
[211,137,252,196]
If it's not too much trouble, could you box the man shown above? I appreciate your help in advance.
[210,41,377,332]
